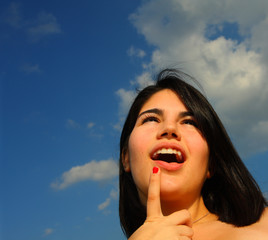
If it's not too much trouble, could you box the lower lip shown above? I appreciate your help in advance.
[154,160,184,171]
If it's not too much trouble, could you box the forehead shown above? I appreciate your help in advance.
[139,89,187,113]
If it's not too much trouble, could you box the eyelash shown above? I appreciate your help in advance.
[140,114,199,128]
[182,119,199,128]
[141,115,160,124]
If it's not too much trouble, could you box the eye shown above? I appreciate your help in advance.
[182,118,199,128]
[141,115,160,124]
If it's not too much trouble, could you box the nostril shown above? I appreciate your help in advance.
[158,124,181,139]
[161,132,178,138]
[161,132,168,137]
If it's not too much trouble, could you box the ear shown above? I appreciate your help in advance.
[122,150,131,172]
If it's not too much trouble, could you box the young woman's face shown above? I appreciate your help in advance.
[124,89,210,207]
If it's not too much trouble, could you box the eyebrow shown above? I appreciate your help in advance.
[138,108,163,119]
[179,111,194,118]
[137,108,194,119]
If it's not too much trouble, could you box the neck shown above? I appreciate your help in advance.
[161,196,209,221]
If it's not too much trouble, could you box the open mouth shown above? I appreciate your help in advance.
[152,148,184,163]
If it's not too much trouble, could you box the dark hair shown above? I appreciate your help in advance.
[119,69,267,238]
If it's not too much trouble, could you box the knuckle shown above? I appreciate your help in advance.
[187,227,194,237]
[177,225,193,238]
[145,216,160,222]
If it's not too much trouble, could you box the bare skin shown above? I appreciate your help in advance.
[129,168,268,240]
[125,90,268,240]
[193,209,268,240]
[129,167,194,240]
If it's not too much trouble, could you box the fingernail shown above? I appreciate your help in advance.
[153,167,159,174]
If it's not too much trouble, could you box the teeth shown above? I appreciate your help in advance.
[153,148,182,160]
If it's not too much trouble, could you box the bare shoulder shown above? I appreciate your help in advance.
[193,208,268,240]
[228,208,268,240]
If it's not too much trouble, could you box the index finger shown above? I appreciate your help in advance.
[146,166,162,219]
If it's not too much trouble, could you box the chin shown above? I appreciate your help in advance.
[160,174,184,188]
[160,186,184,199]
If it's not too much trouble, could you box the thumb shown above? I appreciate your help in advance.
[146,166,162,219]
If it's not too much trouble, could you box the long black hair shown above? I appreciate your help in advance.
[119,69,267,238]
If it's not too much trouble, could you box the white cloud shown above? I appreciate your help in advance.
[133,71,154,89]
[98,188,118,212]
[65,119,80,129]
[251,15,268,62]
[127,46,146,58]
[27,12,62,41]
[51,159,118,190]
[87,122,95,129]
[126,0,268,156]
[116,88,136,116]
[3,2,22,28]
[3,3,62,42]
[65,119,103,138]
[114,88,137,131]
[43,228,54,236]
[114,72,154,131]
[98,198,111,211]
[109,188,119,200]
[264,192,268,201]
[112,121,123,132]
[252,121,268,135]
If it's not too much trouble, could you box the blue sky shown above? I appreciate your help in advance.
[1,1,268,239]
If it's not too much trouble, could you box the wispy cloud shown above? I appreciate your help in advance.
[114,72,154,131]
[66,119,97,130]
[65,119,80,129]
[27,12,62,42]
[127,45,146,58]
[87,122,95,129]
[98,198,111,211]
[132,71,154,89]
[51,159,118,190]
[115,88,136,116]
[126,0,268,156]
[65,119,103,139]
[20,63,41,74]
[2,2,62,42]
[98,188,118,212]
[114,88,136,131]
[3,2,22,28]
[43,228,54,237]
[264,192,268,201]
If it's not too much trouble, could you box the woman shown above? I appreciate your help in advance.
[119,69,268,240]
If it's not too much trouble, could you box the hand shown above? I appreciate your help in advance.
[129,167,194,240]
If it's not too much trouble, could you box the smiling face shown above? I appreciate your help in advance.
[123,89,210,210]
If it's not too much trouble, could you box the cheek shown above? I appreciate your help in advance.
[195,143,210,181]
[128,135,147,170]
[127,132,152,202]
[128,129,150,165]
[185,131,209,157]
[185,134,210,172]
[195,141,209,160]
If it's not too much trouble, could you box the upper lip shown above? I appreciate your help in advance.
[150,142,186,162]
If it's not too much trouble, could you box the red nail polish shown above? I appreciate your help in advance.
[153,167,159,174]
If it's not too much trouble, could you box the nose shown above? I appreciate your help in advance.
[157,120,181,140]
